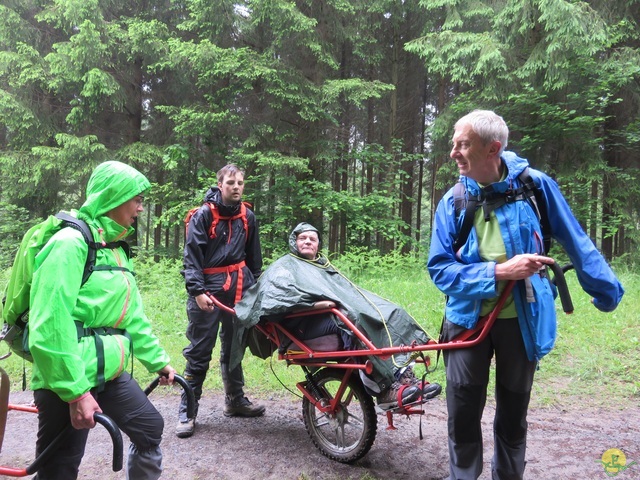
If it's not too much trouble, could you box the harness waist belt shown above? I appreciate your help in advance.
[203,261,246,304]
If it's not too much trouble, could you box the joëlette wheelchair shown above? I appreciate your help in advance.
[212,263,573,463]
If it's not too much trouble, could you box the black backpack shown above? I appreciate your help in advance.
[452,168,551,253]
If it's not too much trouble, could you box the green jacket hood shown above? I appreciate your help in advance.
[78,161,150,220]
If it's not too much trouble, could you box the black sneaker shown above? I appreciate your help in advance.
[376,382,421,410]
[223,396,266,417]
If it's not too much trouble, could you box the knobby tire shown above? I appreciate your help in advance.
[301,368,377,463]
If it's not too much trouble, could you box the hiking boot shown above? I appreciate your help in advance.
[399,367,442,400]
[175,418,195,438]
[376,382,421,410]
[398,366,421,386]
[223,396,266,418]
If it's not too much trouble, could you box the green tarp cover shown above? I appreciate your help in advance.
[234,240,430,387]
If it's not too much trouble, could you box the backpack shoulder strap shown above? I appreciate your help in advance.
[54,211,93,244]
[451,170,552,254]
[204,202,250,242]
[517,168,552,254]
[54,212,97,285]
[184,205,202,238]
[205,202,219,239]
[453,181,466,217]
[452,182,480,252]
[54,212,131,284]
[239,202,249,241]
[183,202,225,240]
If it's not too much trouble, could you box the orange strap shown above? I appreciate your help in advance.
[204,202,248,241]
[202,261,246,304]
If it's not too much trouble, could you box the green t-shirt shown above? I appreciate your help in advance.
[475,172,517,318]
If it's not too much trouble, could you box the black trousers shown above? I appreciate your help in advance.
[180,293,246,420]
[442,317,537,480]
[34,372,164,480]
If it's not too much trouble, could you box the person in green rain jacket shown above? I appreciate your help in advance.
[28,161,176,480]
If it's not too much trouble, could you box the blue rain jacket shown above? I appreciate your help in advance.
[427,151,624,361]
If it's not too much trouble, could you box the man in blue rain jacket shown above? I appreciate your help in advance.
[427,109,624,480]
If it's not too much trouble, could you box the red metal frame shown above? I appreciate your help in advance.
[212,281,514,363]
[207,281,515,419]
[0,373,194,477]
[0,392,124,478]
[6,404,37,414]
[0,404,39,476]
[295,369,354,414]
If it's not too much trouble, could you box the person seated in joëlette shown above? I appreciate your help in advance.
[234,222,441,411]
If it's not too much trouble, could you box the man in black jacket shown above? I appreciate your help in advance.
[176,164,264,438]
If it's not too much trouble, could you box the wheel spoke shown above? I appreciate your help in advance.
[343,410,364,428]
[335,424,346,448]
[342,388,356,406]
[313,413,331,428]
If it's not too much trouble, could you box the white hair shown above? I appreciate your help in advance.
[455,110,509,155]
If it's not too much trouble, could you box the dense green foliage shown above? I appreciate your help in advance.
[1,0,639,266]
[1,255,637,406]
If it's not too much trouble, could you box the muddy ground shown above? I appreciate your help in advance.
[1,387,638,480]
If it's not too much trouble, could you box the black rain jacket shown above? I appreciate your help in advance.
[182,187,262,302]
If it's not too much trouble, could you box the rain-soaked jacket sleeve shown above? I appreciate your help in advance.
[245,210,263,279]
[122,275,171,374]
[29,229,92,402]
[533,172,624,312]
[427,192,498,300]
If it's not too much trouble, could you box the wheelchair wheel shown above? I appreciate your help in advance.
[302,368,377,463]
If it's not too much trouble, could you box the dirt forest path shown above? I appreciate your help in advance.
[2,389,638,480]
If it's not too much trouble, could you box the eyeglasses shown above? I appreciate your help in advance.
[134,195,145,207]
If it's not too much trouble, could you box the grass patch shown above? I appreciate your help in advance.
[531,268,639,407]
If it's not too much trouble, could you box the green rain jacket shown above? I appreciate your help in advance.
[234,223,430,390]
[28,161,170,402]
